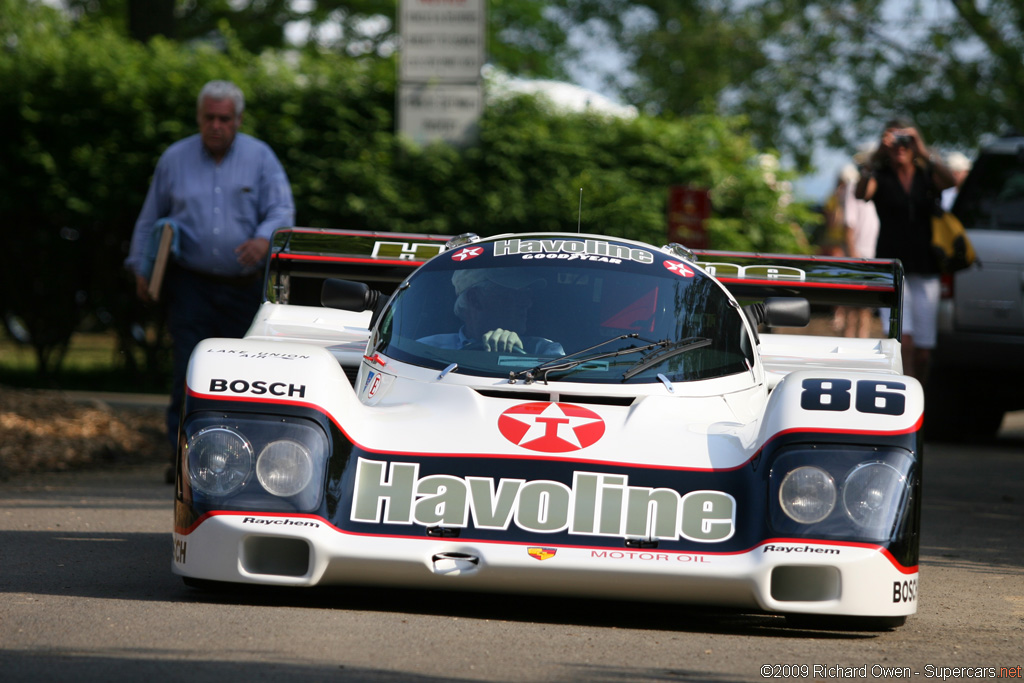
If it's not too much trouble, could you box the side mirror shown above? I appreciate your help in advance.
[764,297,810,327]
[744,297,810,329]
[321,278,381,312]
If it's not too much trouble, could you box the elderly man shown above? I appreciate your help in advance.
[125,80,295,479]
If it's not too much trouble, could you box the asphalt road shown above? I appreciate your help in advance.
[1,414,1022,683]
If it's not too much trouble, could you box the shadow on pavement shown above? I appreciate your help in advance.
[0,525,876,641]
[920,412,1024,573]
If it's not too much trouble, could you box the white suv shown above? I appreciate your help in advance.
[926,135,1024,440]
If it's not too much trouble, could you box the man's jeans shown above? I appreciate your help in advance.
[163,264,263,453]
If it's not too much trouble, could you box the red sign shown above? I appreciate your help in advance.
[497,402,605,453]
[667,186,710,249]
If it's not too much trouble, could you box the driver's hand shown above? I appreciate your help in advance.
[482,328,525,353]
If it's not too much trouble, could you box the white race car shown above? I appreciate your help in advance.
[173,228,920,629]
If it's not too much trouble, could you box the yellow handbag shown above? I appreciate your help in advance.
[931,211,976,273]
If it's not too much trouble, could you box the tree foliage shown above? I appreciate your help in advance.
[555,0,1024,166]
[0,0,805,380]
[58,0,576,76]
[42,0,1024,167]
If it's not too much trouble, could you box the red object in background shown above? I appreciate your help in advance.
[667,186,711,249]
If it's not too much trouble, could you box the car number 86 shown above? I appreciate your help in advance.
[800,379,907,416]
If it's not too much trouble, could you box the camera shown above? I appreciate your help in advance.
[892,133,913,148]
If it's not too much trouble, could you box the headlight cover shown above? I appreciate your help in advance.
[779,466,836,524]
[257,440,314,498]
[843,461,908,536]
[770,446,915,542]
[184,413,329,511]
[187,426,253,496]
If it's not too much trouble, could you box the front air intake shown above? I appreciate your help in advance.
[431,552,480,576]
[770,565,841,602]
[241,536,311,577]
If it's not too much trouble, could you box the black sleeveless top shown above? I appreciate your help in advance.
[871,164,939,275]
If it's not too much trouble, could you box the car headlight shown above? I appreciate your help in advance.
[187,426,253,496]
[779,466,836,524]
[843,461,908,536]
[183,414,329,511]
[770,446,916,542]
[257,440,314,497]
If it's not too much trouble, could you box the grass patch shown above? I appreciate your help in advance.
[0,330,170,394]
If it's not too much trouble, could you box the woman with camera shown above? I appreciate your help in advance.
[855,117,956,385]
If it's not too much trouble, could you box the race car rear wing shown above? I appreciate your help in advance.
[264,228,904,339]
[264,227,450,306]
[691,249,904,339]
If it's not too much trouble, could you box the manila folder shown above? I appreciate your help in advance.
[147,222,175,301]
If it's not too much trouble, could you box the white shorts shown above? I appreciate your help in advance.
[880,274,941,349]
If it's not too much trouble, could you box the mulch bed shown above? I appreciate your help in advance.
[0,386,167,479]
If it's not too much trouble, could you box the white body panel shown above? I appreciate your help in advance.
[174,515,917,617]
[188,329,920,469]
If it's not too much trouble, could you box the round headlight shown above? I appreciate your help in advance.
[843,461,907,533]
[187,426,253,496]
[779,466,836,524]
[256,440,314,497]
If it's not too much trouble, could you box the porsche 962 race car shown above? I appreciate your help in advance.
[173,228,921,629]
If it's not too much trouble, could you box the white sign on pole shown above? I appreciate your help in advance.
[398,0,485,145]
[399,0,485,83]
[398,83,483,146]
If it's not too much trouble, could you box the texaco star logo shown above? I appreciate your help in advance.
[497,402,605,453]
[664,260,694,277]
[452,247,484,261]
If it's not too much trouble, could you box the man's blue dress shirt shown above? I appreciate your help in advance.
[126,132,294,278]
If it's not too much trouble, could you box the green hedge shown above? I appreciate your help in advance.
[0,2,809,380]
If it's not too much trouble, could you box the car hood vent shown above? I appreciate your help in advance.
[475,389,552,402]
[474,389,634,407]
[559,394,635,407]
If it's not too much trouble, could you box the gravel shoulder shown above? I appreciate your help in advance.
[0,386,167,480]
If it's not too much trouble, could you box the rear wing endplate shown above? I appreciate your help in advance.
[691,249,904,340]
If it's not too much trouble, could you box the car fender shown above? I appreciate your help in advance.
[759,370,923,444]
[185,337,356,411]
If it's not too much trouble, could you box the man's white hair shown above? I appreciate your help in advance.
[197,80,245,116]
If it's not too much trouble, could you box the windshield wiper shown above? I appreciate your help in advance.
[510,333,655,384]
[621,337,711,380]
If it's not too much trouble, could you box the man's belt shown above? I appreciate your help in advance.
[174,262,261,287]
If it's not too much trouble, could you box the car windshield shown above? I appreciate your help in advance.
[954,149,1024,232]
[374,237,753,384]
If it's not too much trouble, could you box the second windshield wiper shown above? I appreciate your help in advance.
[621,337,711,380]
